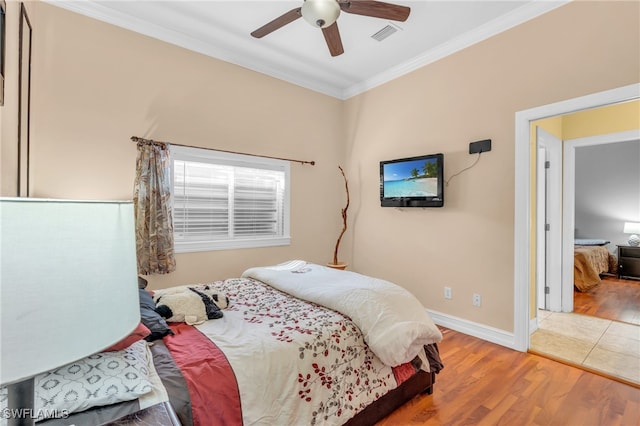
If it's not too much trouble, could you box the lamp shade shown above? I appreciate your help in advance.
[301,0,340,28]
[623,221,640,234]
[0,198,140,386]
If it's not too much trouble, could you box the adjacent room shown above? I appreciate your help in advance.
[1,1,638,425]
[528,102,640,386]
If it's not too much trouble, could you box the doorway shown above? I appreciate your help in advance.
[535,125,640,317]
[561,130,640,313]
[512,83,640,352]
[530,130,640,385]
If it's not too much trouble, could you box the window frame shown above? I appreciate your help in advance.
[170,145,291,253]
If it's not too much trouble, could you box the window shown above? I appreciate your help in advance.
[170,146,290,252]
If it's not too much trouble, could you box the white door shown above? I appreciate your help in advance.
[536,127,563,312]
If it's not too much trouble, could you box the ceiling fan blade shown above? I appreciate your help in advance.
[322,22,344,57]
[339,1,410,22]
[251,7,302,38]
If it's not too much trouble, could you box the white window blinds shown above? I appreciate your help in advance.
[171,146,290,252]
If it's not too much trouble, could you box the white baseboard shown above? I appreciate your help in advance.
[427,309,521,351]
[529,317,538,334]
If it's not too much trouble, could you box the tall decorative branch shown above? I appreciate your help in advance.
[332,166,350,265]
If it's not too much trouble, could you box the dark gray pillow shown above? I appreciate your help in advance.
[138,288,173,341]
[574,239,610,246]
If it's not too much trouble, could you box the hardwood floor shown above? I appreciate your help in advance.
[376,329,639,426]
[573,275,640,325]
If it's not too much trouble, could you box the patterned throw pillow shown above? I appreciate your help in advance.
[0,340,152,421]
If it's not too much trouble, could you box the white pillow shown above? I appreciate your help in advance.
[0,340,152,421]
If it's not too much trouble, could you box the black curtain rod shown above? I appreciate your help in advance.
[130,136,315,166]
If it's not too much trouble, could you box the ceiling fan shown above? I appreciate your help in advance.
[250,0,411,57]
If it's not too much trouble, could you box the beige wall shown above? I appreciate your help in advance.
[344,1,640,331]
[1,1,638,333]
[4,2,347,289]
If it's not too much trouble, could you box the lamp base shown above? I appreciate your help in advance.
[628,234,640,247]
[7,378,35,426]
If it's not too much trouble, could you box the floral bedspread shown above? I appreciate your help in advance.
[194,277,398,425]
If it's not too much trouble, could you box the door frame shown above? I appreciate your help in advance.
[513,83,639,351]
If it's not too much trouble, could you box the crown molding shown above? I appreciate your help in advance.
[46,1,570,101]
[342,0,570,99]
[45,0,345,98]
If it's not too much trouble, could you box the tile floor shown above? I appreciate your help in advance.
[530,310,640,385]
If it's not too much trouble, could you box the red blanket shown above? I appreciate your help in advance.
[163,322,420,426]
[164,323,242,426]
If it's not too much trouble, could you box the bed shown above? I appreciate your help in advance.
[2,261,443,426]
[574,239,617,292]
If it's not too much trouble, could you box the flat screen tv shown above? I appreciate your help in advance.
[380,153,444,207]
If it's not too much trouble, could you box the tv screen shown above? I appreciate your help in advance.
[380,153,444,207]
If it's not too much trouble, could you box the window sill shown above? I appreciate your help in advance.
[175,236,291,253]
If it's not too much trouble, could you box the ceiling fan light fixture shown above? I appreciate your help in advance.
[301,0,340,28]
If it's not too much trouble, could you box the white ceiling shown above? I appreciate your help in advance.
[47,1,568,99]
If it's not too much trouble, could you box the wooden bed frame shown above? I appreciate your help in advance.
[345,370,435,425]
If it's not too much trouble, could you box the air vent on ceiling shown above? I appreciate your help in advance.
[371,24,398,42]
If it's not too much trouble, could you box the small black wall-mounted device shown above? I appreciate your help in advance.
[469,139,492,154]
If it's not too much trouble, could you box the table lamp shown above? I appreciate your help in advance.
[0,198,140,425]
[623,221,640,247]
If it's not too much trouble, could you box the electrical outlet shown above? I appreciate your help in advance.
[444,287,452,300]
[473,293,481,307]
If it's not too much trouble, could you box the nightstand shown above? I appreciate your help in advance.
[617,245,640,280]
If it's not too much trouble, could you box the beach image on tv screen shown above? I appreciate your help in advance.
[383,158,438,197]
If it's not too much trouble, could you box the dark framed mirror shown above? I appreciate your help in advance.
[18,2,31,196]
[0,0,6,106]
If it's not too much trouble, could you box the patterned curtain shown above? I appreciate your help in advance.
[133,142,176,275]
